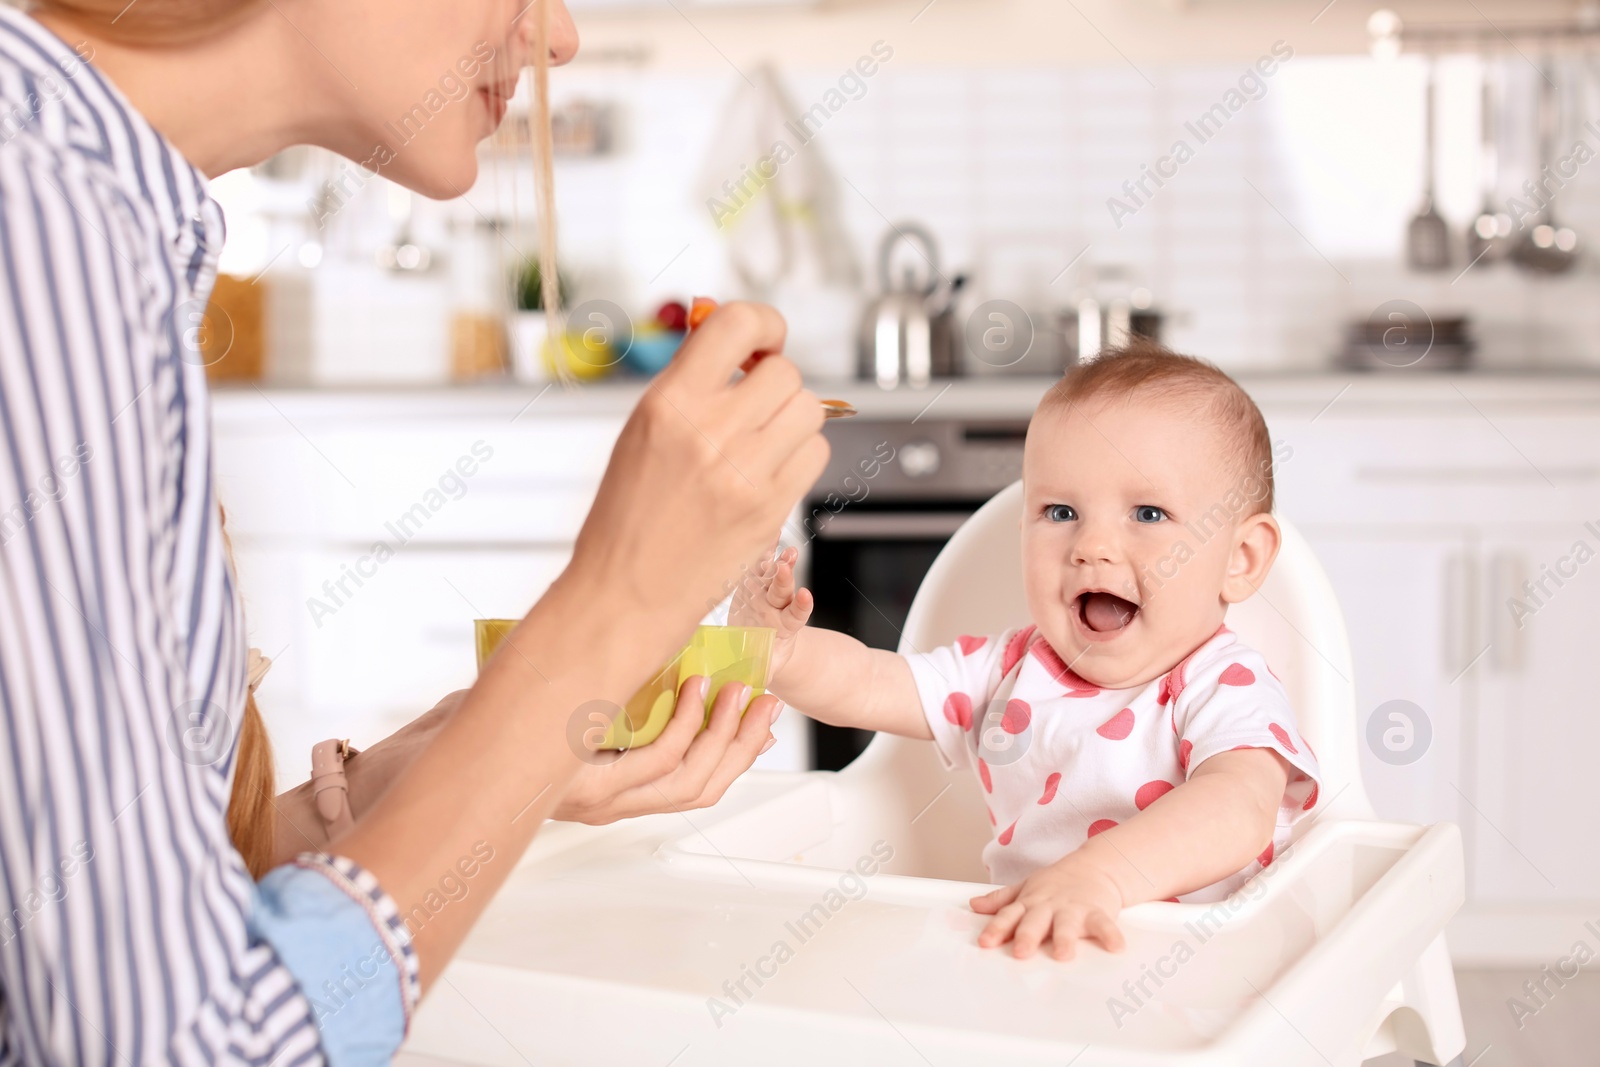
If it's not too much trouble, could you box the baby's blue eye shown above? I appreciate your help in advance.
[1045,504,1076,523]
[1134,505,1167,524]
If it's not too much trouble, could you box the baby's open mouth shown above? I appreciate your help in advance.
[1077,590,1140,633]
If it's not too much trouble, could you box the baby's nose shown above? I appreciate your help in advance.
[1069,528,1121,566]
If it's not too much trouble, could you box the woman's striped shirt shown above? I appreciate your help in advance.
[0,7,417,1064]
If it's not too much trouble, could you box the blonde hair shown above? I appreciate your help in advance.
[218,508,276,878]
[1042,340,1276,515]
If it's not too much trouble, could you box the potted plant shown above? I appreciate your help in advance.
[508,257,571,383]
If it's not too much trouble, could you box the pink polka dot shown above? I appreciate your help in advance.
[1000,625,1037,678]
[1002,699,1031,734]
[1038,772,1061,805]
[1031,640,1101,697]
[1096,707,1135,740]
[1087,819,1117,837]
[1219,663,1256,687]
[957,634,987,656]
[1163,897,1181,903]
[1157,674,1175,706]
[1268,723,1299,754]
[986,805,996,826]
[1178,739,1193,772]
[998,820,1018,846]
[943,692,973,730]
[1302,782,1319,811]
[977,758,992,793]
[1230,744,1254,751]
[1134,780,1175,810]
[1258,842,1275,867]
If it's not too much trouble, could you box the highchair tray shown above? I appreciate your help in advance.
[404,771,1464,1067]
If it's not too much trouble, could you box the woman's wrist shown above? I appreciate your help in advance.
[539,557,704,703]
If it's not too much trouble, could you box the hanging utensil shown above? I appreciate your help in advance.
[1512,59,1579,274]
[1407,54,1452,271]
[1466,63,1513,266]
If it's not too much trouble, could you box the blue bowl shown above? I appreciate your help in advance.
[622,330,685,376]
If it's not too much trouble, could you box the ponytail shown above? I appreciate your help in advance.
[218,506,277,878]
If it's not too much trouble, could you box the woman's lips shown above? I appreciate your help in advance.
[479,87,510,124]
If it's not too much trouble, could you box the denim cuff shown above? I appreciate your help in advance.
[251,854,421,1066]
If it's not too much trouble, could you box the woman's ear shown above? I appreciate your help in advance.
[1221,512,1281,605]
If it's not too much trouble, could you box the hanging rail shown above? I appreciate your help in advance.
[1369,9,1600,54]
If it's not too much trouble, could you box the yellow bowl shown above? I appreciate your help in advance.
[473,621,773,750]
[542,330,615,381]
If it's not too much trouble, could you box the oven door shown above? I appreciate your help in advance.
[802,500,985,770]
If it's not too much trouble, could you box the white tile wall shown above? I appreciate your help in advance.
[479,51,1600,376]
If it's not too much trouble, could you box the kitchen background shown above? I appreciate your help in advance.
[207,1,1600,380]
[202,3,1600,1059]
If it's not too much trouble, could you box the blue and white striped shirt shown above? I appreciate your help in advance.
[0,7,417,1064]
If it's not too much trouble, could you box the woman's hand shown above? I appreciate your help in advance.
[729,546,813,677]
[559,302,830,682]
[336,302,825,990]
[554,674,780,824]
[271,676,779,862]
[269,689,467,865]
[969,854,1129,960]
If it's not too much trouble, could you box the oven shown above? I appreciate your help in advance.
[798,418,1028,770]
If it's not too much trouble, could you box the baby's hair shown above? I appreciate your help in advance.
[1040,339,1275,515]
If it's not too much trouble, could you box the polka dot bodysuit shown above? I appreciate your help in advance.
[905,624,1322,902]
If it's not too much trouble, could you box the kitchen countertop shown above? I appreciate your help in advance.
[212,371,1600,426]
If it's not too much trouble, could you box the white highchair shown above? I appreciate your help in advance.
[404,483,1468,1067]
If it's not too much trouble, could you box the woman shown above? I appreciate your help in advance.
[0,0,828,1063]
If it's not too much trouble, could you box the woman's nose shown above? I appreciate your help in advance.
[518,0,581,68]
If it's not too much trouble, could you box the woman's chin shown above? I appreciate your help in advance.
[386,150,480,201]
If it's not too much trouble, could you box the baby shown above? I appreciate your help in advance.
[734,342,1322,961]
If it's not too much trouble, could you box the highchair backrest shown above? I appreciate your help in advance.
[840,481,1375,856]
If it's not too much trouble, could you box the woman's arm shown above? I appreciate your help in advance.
[334,302,829,989]
[268,679,782,865]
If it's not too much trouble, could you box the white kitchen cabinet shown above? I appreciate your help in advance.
[239,545,573,783]
[1469,529,1600,905]
[1273,400,1600,943]
[214,389,818,782]
[1303,532,1470,837]
[1306,525,1600,908]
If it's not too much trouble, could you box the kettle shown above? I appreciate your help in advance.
[858,225,960,389]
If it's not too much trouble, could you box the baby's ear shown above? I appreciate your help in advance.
[1221,513,1281,604]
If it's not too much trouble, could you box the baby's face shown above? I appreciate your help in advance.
[1020,394,1275,689]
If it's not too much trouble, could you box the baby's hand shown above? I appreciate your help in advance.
[969,855,1128,960]
[730,546,813,675]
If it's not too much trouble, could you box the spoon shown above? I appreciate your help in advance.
[1512,61,1579,274]
[1407,55,1451,272]
[689,297,857,418]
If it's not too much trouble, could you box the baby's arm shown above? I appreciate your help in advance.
[731,548,931,741]
[971,748,1290,959]
[1076,747,1289,900]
